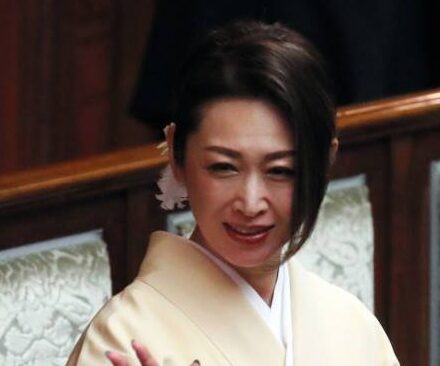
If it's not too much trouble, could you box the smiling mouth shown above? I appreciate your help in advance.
[223,223,274,244]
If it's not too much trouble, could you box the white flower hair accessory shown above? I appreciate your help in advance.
[155,124,188,210]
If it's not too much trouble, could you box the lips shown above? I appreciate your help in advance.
[223,223,274,244]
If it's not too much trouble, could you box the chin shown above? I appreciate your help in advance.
[223,248,281,270]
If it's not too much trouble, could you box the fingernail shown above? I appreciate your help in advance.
[105,351,112,359]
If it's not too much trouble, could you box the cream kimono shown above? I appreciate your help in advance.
[67,231,399,366]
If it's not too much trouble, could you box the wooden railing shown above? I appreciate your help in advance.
[0,144,166,211]
[338,88,440,133]
[1,88,440,366]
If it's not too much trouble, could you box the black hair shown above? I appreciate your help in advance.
[172,20,336,260]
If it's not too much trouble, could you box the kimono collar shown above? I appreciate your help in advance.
[137,231,285,366]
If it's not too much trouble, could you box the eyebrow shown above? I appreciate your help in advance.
[204,146,296,161]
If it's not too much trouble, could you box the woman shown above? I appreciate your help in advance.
[67,20,399,366]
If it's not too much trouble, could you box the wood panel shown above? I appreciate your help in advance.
[0,0,156,174]
[0,0,20,171]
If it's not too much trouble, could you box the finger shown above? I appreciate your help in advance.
[191,360,201,366]
[131,340,159,366]
[105,351,130,366]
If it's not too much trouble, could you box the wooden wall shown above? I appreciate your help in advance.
[0,0,157,173]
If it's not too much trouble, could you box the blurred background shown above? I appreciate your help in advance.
[1,0,439,173]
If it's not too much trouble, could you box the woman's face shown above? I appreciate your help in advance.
[176,98,295,270]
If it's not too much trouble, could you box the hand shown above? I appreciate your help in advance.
[105,340,200,366]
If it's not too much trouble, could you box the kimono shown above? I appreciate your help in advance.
[67,231,399,366]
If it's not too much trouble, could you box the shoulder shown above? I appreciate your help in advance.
[288,258,400,365]
[84,281,162,333]
[289,257,374,317]
[68,277,228,366]
[66,281,160,365]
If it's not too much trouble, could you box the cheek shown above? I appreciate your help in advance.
[272,184,294,216]
[185,172,229,211]
[270,186,294,244]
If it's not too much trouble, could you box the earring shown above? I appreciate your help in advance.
[155,125,188,210]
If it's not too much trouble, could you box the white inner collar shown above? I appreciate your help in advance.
[184,237,293,365]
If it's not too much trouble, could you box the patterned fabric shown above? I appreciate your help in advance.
[296,175,374,310]
[0,232,111,366]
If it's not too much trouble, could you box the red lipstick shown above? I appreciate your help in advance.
[223,223,273,244]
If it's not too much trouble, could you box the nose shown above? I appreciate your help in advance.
[233,174,268,217]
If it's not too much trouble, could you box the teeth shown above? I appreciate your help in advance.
[230,225,268,235]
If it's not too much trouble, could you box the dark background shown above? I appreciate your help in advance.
[131,0,440,130]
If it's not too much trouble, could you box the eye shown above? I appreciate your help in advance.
[267,167,295,180]
[206,162,238,176]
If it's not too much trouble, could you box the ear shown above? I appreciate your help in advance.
[165,123,186,183]
[329,137,339,166]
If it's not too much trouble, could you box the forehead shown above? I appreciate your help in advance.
[195,98,294,149]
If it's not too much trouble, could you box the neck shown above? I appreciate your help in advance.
[189,227,280,306]
[234,265,279,306]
